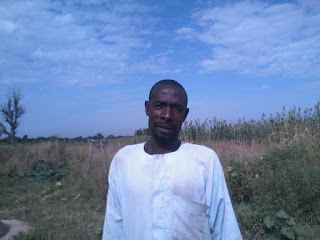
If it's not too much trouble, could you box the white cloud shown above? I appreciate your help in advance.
[177,1,320,77]
[176,27,197,40]
[0,19,20,33]
[132,51,182,74]
[0,0,160,85]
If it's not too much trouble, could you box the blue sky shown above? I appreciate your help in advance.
[0,0,319,138]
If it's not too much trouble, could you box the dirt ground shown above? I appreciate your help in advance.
[0,220,32,240]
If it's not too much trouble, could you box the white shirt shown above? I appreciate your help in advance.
[103,142,242,240]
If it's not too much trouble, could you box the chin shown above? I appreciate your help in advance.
[153,133,178,144]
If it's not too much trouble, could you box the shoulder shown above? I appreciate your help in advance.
[109,142,145,174]
[178,142,220,167]
[113,142,145,159]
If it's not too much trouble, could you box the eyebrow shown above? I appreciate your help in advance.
[152,101,185,107]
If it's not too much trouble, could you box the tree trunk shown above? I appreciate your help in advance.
[10,127,15,144]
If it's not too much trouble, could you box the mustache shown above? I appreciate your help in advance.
[156,123,174,129]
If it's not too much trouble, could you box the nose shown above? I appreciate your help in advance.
[163,106,172,120]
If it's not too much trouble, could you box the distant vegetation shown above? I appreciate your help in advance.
[0,101,319,240]
[133,101,320,146]
[0,132,128,144]
[180,101,320,144]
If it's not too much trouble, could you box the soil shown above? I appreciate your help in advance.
[0,220,32,240]
[0,221,10,238]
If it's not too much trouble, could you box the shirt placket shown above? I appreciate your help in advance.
[152,154,173,240]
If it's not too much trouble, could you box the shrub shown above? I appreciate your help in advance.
[227,138,320,239]
[226,158,254,203]
[252,139,320,222]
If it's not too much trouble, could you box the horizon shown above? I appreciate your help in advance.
[1,98,319,140]
[1,0,319,138]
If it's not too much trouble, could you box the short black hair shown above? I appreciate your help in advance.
[148,79,188,106]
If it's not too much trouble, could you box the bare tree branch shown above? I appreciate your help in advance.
[0,122,9,135]
[0,89,25,144]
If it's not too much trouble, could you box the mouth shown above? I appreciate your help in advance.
[157,124,173,131]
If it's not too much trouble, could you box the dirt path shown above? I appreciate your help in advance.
[0,220,32,240]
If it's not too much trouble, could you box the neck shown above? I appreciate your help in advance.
[144,137,181,155]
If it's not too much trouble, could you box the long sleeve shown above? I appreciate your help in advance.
[102,158,123,240]
[207,153,242,240]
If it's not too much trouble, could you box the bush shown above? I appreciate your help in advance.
[252,140,320,222]
[226,158,254,203]
[227,138,320,238]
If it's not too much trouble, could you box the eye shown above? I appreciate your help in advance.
[153,102,164,109]
[173,105,184,112]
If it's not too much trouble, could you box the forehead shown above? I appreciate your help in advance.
[150,84,187,105]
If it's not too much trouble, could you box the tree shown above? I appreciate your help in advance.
[0,89,25,144]
[94,133,104,140]
[134,128,150,137]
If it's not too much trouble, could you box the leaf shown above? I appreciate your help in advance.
[263,215,276,229]
[285,217,296,226]
[293,226,305,236]
[55,181,62,187]
[96,228,103,235]
[73,193,81,201]
[276,209,290,219]
[237,203,250,212]
[281,226,295,239]
[230,172,238,177]
[40,187,51,197]
[234,158,243,164]
[226,166,234,172]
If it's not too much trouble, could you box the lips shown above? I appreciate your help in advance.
[157,124,173,131]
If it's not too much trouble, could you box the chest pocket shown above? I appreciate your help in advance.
[172,160,210,240]
[173,194,210,240]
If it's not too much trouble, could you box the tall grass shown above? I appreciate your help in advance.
[180,101,320,144]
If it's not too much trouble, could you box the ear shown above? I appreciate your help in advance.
[145,101,150,116]
[183,107,189,122]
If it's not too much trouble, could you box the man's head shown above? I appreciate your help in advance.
[148,80,188,106]
[145,79,189,144]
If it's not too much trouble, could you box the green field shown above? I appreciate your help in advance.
[1,103,319,240]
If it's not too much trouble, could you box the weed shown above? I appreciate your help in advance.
[262,210,305,240]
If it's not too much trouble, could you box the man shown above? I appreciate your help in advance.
[103,80,242,240]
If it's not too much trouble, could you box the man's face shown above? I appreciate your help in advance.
[145,84,189,144]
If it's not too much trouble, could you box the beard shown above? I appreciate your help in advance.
[150,125,181,145]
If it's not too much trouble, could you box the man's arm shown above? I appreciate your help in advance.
[207,153,242,240]
[102,159,123,240]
